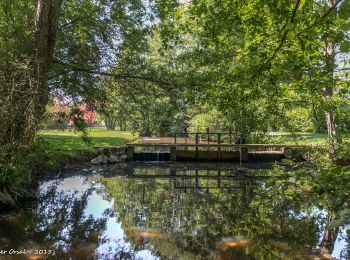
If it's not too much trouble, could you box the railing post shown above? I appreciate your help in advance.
[195,133,199,160]
[239,147,248,162]
[206,127,210,144]
[217,133,221,160]
[174,133,177,144]
[127,146,134,161]
[170,146,177,161]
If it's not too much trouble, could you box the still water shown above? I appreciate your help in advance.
[0,162,349,260]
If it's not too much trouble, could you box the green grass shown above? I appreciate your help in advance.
[39,128,136,167]
[266,132,349,145]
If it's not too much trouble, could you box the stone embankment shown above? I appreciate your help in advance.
[91,146,127,165]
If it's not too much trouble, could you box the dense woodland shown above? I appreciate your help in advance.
[0,0,350,209]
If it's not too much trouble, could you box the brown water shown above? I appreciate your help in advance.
[0,162,348,259]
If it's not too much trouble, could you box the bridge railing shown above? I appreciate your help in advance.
[173,132,240,145]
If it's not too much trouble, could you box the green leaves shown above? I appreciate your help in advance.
[217,34,226,42]
[339,0,350,19]
[340,41,350,53]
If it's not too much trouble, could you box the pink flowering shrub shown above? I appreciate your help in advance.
[68,103,96,127]
[46,100,96,129]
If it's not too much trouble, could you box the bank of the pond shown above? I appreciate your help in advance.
[1,130,345,212]
[0,129,136,212]
[39,128,136,172]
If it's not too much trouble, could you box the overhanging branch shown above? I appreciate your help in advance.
[268,0,301,63]
[268,0,343,65]
[49,67,179,88]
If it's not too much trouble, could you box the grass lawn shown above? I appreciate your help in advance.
[40,128,136,166]
[267,132,349,145]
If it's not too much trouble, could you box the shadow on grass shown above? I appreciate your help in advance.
[285,133,327,140]
[266,133,330,145]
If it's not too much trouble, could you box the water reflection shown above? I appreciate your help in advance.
[0,162,348,259]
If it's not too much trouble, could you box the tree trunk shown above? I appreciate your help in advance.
[143,128,152,137]
[118,121,126,131]
[116,118,126,131]
[317,212,338,259]
[322,0,341,160]
[0,0,63,146]
[323,42,341,159]
[311,102,326,133]
[0,0,62,207]
[141,111,152,136]
[33,0,63,128]
[105,116,117,130]
[324,98,340,158]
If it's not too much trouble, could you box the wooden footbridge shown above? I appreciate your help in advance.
[126,132,311,162]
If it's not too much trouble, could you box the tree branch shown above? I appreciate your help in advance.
[320,0,342,19]
[49,66,180,88]
[268,0,301,63]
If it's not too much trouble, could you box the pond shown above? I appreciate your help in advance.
[0,162,349,259]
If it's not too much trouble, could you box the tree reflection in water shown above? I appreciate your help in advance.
[0,163,349,259]
[102,163,348,260]
[0,177,136,259]
[32,184,108,258]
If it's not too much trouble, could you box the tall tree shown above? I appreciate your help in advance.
[0,0,156,205]
[160,0,350,153]
[34,0,64,131]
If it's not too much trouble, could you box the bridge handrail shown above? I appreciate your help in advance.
[127,143,313,148]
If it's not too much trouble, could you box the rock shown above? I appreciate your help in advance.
[288,177,296,183]
[102,156,108,164]
[118,163,128,169]
[90,157,101,164]
[119,154,127,161]
[91,155,108,165]
[98,147,105,155]
[108,154,119,163]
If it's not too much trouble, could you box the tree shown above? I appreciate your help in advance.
[160,0,350,153]
[0,0,157,206]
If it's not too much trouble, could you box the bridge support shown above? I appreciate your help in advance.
[239,147,248,162]
[127,146,134,161]
[170,146,176,161]
[283,147,293,158]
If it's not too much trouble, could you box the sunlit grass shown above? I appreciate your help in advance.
[267,132,349,145]
[39,128,136,165]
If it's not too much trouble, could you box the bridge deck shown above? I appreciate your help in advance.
[95,131,312,162]
[126,143,312,162]
[128,143,311,148]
